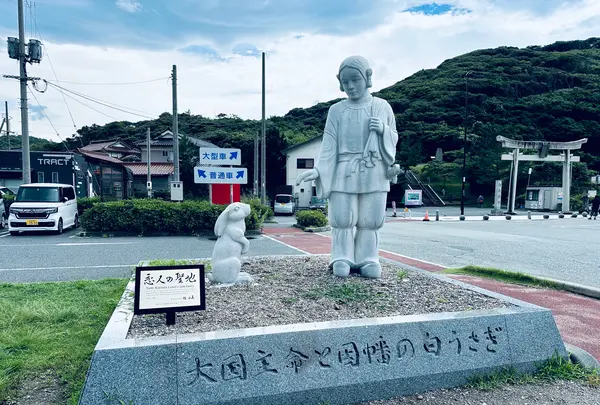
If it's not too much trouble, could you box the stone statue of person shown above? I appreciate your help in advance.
[296,55,398,279]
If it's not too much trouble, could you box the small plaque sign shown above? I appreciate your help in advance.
[134,265,206,315]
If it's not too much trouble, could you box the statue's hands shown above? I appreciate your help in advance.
[296,169,319,185]
[369,117,384,135]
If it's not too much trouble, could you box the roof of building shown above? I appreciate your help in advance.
[123,162,174,176]
[81,138,139,154]
[77,149,125,164]
[135,131,218,148]
[121,154,141,162]
[282,136,322,153]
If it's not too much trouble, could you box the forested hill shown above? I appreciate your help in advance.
[27,37,600,194]
[279,37,600,170]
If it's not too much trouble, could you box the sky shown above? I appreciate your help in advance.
[0,0,598,143]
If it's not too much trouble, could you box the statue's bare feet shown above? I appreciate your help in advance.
[332,261,350,278]
[360,262,381,279]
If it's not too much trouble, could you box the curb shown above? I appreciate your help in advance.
[565,343,600,369]
[76,229,264,238]
[534,276,600,300]
[292,224,331,232]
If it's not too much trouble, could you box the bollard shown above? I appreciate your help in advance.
[528,211,531,220]
[435,210,440,221]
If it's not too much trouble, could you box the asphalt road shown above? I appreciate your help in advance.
[0,228,303,283]
[377,218,600,289]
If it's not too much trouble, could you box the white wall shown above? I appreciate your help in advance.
[285,137,322,208]
[139,147,172,163]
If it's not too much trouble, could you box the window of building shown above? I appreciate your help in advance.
[297,158,314,169]
[162,151,169,157]
[52,172,59,183]
[526,190,539,201]
[37,172,44,183]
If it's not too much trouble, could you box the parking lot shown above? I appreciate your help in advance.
[0,228,302,283]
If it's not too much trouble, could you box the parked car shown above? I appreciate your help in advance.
[309,197,327,211]
[8,183,79,235]
[273,194,295,215]
[0,197,6,229]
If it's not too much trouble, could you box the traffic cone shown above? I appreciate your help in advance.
[423,210,430,222]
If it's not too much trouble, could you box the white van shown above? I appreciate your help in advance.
[8,183,79,235]
[273,194,295,215]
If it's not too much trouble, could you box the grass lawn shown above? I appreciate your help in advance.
[0,279,128,405]
[443,266,563,290]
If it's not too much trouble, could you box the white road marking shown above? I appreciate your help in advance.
[262,234,311,255]
[379,249,448,268]
[55,242,136,246]
[0,264,134,272]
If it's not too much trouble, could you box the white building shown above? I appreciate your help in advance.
[282,136,323,209]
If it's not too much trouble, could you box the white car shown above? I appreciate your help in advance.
[8,183,79,235]
[273,194,295,215]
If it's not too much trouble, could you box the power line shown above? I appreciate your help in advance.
[54,89,119,120]
[46,77,170,86]
[46,81,157,119]
[27,84,70,151]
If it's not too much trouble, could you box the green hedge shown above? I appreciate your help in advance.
[80,199,269,235]
[77,197,101,216]
[296,210,328,228]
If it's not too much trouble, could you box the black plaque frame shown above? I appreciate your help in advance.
[134,264,206,316]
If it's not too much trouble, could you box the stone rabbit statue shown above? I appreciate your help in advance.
[208,202,252,284]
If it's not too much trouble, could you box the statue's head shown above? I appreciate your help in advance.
[336,56,373,100]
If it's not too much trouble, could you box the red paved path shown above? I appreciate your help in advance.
[263,226,600,361]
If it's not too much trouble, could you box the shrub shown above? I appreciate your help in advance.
[80,199,265,235]
[77,196,101,216]
[243,196,273,221]
[296,210,328,228]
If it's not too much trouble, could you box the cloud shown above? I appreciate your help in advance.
[116,0,143,13]
[29,105,48,122]
[0,0,598,143]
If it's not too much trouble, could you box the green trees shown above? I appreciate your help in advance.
[18,37,599,201]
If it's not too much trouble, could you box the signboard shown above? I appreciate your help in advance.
[134,264,206,315]
[199,147,241,166]
[557,192,563,201]
[194,167,248,184]
[404,190,422,206]
[494,180,502,210]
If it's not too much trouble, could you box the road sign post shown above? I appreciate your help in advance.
[194,167,248,184]
[197,148,245,204]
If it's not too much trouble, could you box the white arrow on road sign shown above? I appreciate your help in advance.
[199,147,242,166]
[194,167,248,184]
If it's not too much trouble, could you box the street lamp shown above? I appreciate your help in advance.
[460,71,473,216]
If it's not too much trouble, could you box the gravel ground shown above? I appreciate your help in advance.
[362,380,600,404]
[128,255,512,338]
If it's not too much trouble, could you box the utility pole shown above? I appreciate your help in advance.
[172,65,180,182]
[4,102,10,150]
[18,0,30,183]
[460,71,472,216]
[260,52,266,204]
[254,129,259,197]
[146,128,152,198]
